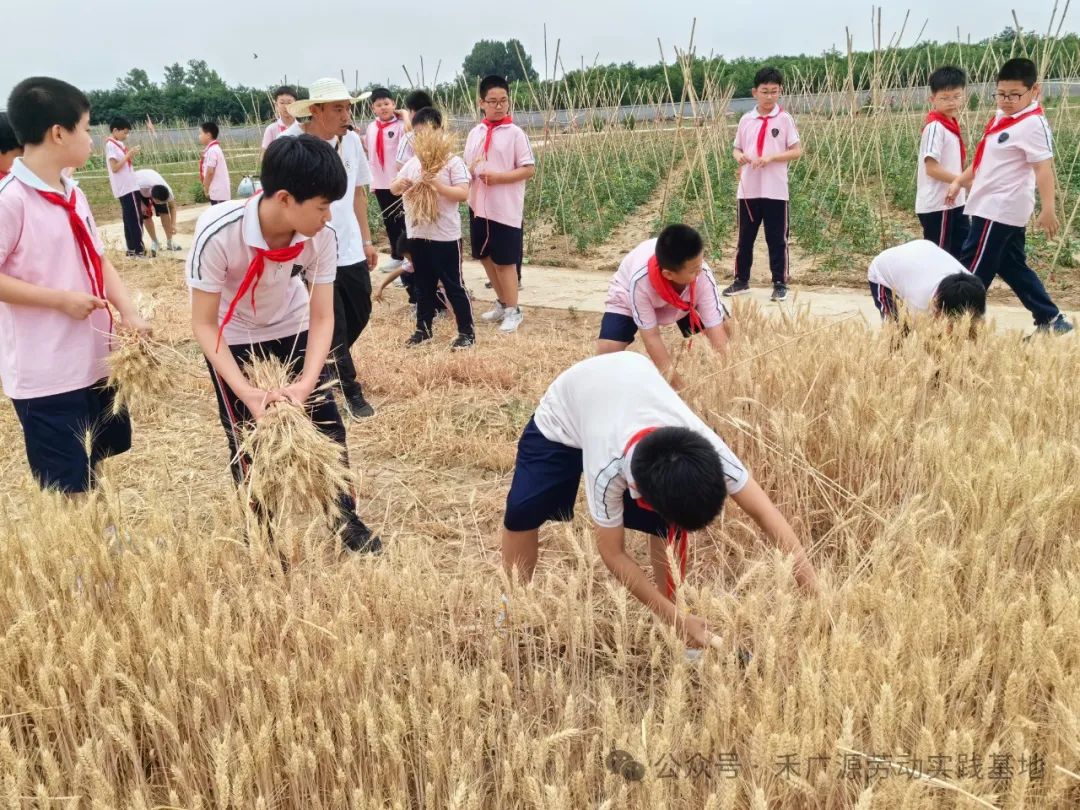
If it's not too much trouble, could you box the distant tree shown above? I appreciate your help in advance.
[462,39,539,83]
[163,63,187,89]
[117,68,154,93]
[184,59,225,89]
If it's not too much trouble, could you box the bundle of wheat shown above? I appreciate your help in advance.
[106,330,173,418]
[404,126,457,226]
[238,356,353,521]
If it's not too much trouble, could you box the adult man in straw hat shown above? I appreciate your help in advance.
[283,78,379,420]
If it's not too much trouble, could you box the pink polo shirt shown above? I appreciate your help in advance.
[604,238,726,330]
[201,142,231,202]
[185,198,338,346]
[965,103,1054,228]
[365,117,406,190]
[261,119,290,148]
[464,121,535,228]
[733,106,800,201]
[0,159,111,399]
[105,137,139,197]
[397,155,471,241]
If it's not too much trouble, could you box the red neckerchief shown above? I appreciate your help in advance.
[107,136,127,155]
[755,106,781,157]
[624,427,688,600]
[216,205,306,349]
[374,118,396,169]
[972,106,1044,174]
[199,140,220,182]
[277,119,288,133]
[647,255,702,346]
[36,187,112,331]
[0,170,7,180]
[923,112,967,166]
[482,116,512,157]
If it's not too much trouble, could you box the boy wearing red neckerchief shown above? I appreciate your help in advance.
[186,135,380,554]
[0,77,149,495]
[105,116,146,256]
[364,88,408,272]
[500,352,818,651]
[725,66,802,303]
[465,75,536,334]
[199,121,231,205]
[916,66,970,259]
[947,58,1073,336]
[260,86,297,162]
[597,224,731,390]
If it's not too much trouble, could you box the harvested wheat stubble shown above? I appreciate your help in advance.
[106,330,175,418]
[2,265,1080,807]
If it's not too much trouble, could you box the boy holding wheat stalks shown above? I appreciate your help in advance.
[500,352,818,650]
[597,224,731,389]
[465,75,535,334]
[186,134,380,554]
[390,107,475,348]
[1,77,150,495]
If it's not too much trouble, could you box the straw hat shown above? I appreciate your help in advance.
[288,78,372,118]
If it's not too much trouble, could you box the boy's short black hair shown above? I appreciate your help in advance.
[200,121,220,139]
[395,231,412,259]
[272,85,297,101]
[929,65,966,93]
[630,427,729,531]
[110,116,132,132]
[370,87,393,103]
[655,223,704,270]
[261,133,346,203]
[0,112,21,153]
[410,107,442,129]
[934,272,986,318]
[150,184,170,202]
[998,58,1038,88]
[753,67,784,88]
[405,89,434,112]
[479,75,510,98]
[6,77,90,146]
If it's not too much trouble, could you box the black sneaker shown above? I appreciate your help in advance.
[405,329,433,347]
[341,518,382,554]
[450,333,475,350]
[722,281,750,297]
[343,390,375,419]
[770,283,789,302]
[484,281,493,289]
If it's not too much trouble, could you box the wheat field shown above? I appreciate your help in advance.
[1,253,1079,808]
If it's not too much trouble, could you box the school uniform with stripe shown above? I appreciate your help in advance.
[916,118,968,259]
[959,103,1060,326]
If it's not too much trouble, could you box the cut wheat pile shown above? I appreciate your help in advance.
[106,330,174,418]
[1,292,1079,808]
[403,126,457,226]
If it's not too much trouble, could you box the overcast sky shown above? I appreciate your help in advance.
[1,1,1070,102]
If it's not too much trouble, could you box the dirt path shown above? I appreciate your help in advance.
[100,204,1072,337]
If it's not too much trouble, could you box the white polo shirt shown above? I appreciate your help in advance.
[185,198,338,346]
[135,169,174,201]
[867,239,971,313]
[283,123,373,266]
[965,103,1054,228]
[105,137,139,197]
[533,352,749,528]
[916,119,966,213]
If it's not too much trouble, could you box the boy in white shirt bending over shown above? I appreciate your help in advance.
[500,352,818,650]
[867,239,986,321]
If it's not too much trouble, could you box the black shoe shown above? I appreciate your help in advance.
[770,283,789,302]
[343,390,375,419]
[405,329,433,347]
[341,518,382,554]
[450,333,475,350]
[484,281,493,289]
[722,281,750,297]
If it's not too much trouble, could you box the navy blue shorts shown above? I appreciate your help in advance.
[504,417,668,538]
[11,378,132,494]
[470,209,523,266]
[597,312,704,345]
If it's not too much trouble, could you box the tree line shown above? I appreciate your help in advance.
[86,31,1080,126]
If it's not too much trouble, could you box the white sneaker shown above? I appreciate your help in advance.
[150,240,160,254]
[167,240,182,251]
[499,307,523,333]
[379,258,403,272]
[481,301,508,323]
